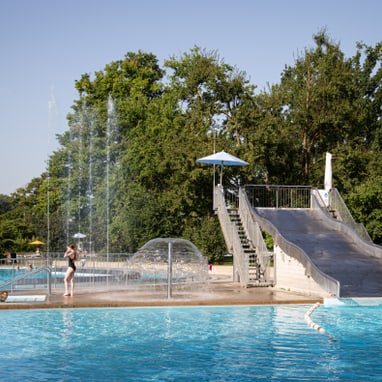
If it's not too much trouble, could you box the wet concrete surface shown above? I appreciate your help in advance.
[0,279,322,310]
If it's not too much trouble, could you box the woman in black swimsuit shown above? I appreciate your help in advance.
[63,243,77,296]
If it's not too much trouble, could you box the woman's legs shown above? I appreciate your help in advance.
[70,272,75,296]
[64,268,74,296]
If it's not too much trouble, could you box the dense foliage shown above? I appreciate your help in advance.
[1,32,382,260]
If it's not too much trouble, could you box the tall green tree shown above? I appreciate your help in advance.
[119,47,253,251]
[278,31,361,185]
[56,51,166,253]
[3,35,382,255]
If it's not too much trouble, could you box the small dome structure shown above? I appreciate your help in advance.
[128,238,208,285]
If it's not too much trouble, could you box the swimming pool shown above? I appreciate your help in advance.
[0,267,23,284]
[0,304,381,381]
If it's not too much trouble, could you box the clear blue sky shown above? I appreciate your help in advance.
[0,0,381,195]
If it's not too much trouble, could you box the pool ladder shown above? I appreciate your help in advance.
[0,266,52,295]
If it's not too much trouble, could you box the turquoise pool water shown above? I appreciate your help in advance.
[0,267,175,286]
[0,268,25,283]
[0,304,381,381]
[0,267,107,285]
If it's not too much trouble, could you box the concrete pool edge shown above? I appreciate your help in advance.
[0,281,323,310]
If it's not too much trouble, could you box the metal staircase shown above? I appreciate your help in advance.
[228,208,270,286]
[214,185,274,288]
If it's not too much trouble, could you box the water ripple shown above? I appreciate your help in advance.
[0,305,381,381]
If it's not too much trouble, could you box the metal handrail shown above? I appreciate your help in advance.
[0,266,52,295]
[329,188,372,242]
[214,185,248,286]
[239,188,275,284]
[242,185,340,296]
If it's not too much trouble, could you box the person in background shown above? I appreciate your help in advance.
[3,251,10,263]
[63,243,77,297]
[0,291,8,302]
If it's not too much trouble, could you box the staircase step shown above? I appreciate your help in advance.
[228,207,270,287]
[246,281,274,288]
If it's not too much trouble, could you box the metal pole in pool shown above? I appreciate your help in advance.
[167,241,173,299]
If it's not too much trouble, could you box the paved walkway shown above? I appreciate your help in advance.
[0,266,322,310]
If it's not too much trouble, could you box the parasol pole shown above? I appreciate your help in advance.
[213,130,216,186]
[213,131,216,208]
[213,163,216,209]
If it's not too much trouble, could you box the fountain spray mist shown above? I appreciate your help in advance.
[47,89,57,257]
[106,95,115,262]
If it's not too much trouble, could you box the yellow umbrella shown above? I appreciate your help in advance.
[29,240,45,245]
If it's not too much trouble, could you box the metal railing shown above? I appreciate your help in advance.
[242,185,341,296]
[0,251,209,295]
[0,266,52,295]
[214,185,248,286]
[0,254,134,294]
[329,188,372,242]
[239,188,275,284]
[244,185,312,208]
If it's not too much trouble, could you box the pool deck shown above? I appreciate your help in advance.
[0,266,323,310]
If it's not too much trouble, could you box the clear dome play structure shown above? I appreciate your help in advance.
[126,238,209,297]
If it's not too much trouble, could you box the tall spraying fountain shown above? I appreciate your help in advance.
[47,89,57,258]
[47,97,213,300]
[87,116,94,255]
[106,95,115,262]
[61,96,117,255]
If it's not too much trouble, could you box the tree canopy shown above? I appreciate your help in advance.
[1,32,382,258]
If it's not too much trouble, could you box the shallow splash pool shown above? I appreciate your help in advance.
[0,268,105,283]
[0,304,381,381]
[0,266,203,291]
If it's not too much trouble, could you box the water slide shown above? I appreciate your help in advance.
[253,207,382,298]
